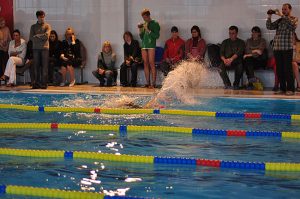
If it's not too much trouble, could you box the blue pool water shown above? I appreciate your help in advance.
[0,92,300,199]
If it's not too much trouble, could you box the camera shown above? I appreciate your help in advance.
[267,9,276,15]
[138,23,144,28]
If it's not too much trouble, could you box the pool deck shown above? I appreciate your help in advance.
[0,84,300,99]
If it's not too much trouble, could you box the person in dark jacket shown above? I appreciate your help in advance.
[48,30,62,84]
[120,31,142,87]
[60,27,81,87]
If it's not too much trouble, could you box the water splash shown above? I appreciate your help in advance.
[147,60,221,107]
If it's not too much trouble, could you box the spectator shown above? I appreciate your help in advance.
[219,26,245,90]
[60,27,81,87]
[16,40,35,85]
[139,9,160,88]
[266,3,298,95]
[120,31,142,87]
[0,29,26,87]
[0,17,12,77]
[185,25,206,61]
[48,30,62,84]
[92,41,117,86]
[292,32,300,92]
[160,26,185,76]
[243,26,267,90]
[29,10,51,89]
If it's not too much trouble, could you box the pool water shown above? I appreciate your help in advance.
[0,92,300,199]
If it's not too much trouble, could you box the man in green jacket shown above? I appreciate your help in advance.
[139,9,160,88]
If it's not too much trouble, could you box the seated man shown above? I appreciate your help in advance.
[219,26,245,89]
[92,41,117,86]
[120,31,142,87]
[160,26,185,76]
[243,26,267,90]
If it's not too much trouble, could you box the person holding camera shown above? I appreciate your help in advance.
[138,9,160,88]
[60,27,81,87]
[266,3,298,95]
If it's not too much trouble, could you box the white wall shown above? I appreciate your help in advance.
[14,0,300,86]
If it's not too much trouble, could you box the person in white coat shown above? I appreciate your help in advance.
[0,29,27,86]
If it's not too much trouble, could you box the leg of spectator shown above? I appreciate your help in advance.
[142,49,150,86]
[0,50,9,77]
[32,50,41,87]
[219,62,231,87]
[60,66,67,84]
[233,61,243,87]
[283,49,294,92]
[120,63,127,86]
[160,61,170,76]
[28,60,35,85]
[113,70,118,85]
[148,48,156,87]
[274,50,286,91]
[41,49,49,87]
[92,70,104,85]
[292,61,300,89]
[5,56,23,84]
[105,70,113,86]
[130,63,138,86]
[244,57,255,83]
[48,59,55,84]
[67,65,75,83]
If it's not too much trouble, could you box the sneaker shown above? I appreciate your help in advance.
[59,82,66,87]
[286,91,295,96]
[69,79,76,87]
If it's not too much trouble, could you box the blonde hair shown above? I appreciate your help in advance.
[141,8,150,16]
[64,27,76,40]
[102,41,112,52]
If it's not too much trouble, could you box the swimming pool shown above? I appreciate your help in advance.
[0,92,300,198]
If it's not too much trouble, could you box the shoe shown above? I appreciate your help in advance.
[233,85,240,90]
[286,91,295,96]
[59,82,66,87]
[40,84,48,89]
[6,83,14,87]
[121,84,128,87]
[69,79,75,87]
[296,87,300,92]
[141,84,149,88]
[112,82,117,86]
[274,90,285,94]
[32,84,40,89]
[272,86,279,92]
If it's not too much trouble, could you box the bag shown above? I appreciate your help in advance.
[253,77,264,91]
[206,44,222,68]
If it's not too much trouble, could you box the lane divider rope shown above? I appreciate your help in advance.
[0,148,299,172]
[0,104,299,120]
[0,122,299,139]
[0,184,147,199]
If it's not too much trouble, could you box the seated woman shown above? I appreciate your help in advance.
[243,26,267,89]
[292,32,300,92]
[92,41,117,86]
[185,25,206,61]
[120,31,142,87]
[60,27,81,87]
[48,30,62,84]
[0,29,27,87]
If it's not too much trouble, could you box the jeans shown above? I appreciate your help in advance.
[219,59,243,87]
[120,62,139,86]
[33,49,49,87]
[92,69,114,86]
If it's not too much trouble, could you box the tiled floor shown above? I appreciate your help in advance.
[1,84,300,99]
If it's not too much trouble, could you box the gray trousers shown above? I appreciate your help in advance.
[33,49,49,86]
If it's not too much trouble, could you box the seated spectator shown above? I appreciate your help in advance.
[0,29,27,87]
[219,26,245,90]
[92,41,117,86]
[120,31,142,87]
[292,32,300,92]
[48,30,62,84]
[185,25,206,61]
[160,26,185,76]
[243,26,268,89]
[16,40,35,85]
[60,27,81,87]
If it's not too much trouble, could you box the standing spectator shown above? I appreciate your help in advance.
[139,9,160,88]
[29,10,51,89]
[92,41,117,87]
[243,26,268,89]
[160,26,185,76]
[266,3,298,95]
[0,29,26,87]
[60,27,81,87]
[292,32,300,92]
[0,17,11,77]
[120,31,142,87]
[219,26,245,90]
[48,30,62,84]
[185,25,206,62]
